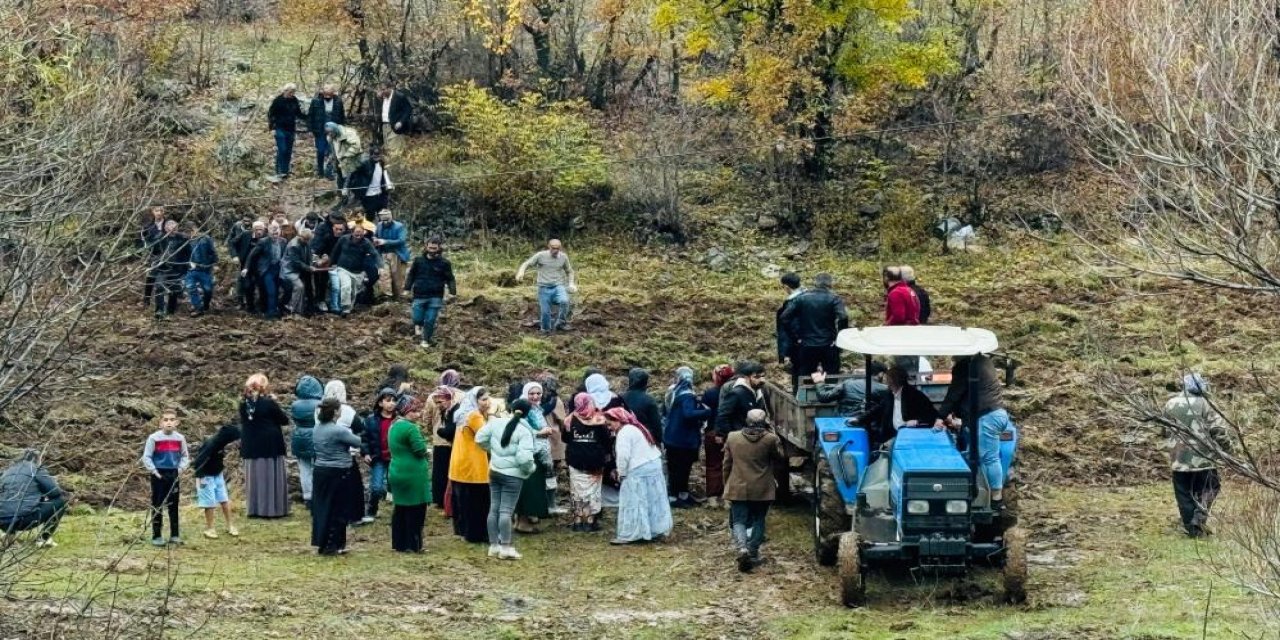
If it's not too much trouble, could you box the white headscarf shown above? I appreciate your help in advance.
[454,386,484,428]
[585,374,612,410]
[320,379,355,428]
[323,380,348,403]
[520,382,546,429]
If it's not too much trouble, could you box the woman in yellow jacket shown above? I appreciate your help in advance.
[447,386,492,543]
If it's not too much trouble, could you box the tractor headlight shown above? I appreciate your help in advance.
[945,500,969,515]
[906,500,930,515]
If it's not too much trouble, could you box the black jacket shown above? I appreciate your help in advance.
[380,91,413,131]
[245,236,286,275]
[911,283,932,324]
[781,288,849,348]
[775,292,803,362]
[715,380,764,435]
[227,222,254,262]
[347,159,392,196]
[268,94,304,133]
[308,94,346,134]
[938,356,1004,421]
[565,416,610,472]
[622,369,663,442]
[154,233,191,278]
[863,386,940,447]
[405,255,457,298]
[330,234,377,274]
[310,219,341,258]
[141,222,166,256]
[239,396,290,459]
[283,238,314,276]
[192,425,242,478]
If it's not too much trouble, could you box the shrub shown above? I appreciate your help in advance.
[439,82,610,234]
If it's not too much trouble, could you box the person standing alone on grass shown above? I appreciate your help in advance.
[724,409,784,572]
[191,424,241,540]
[308,84,345,179]
[781,273,849,391]
[516,239,578,333]
[141,410,190,546]
[1163,373,1232,538]
[184,222,218,316]
[267,83,304,179]
[406,236,457,348]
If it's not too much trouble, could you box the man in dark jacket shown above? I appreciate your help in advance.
[935,355,1009,504]
[141,206,167,307]
[775,272,804,365]
[716,361,766,437]
[183,222,218,316]
[406,236,457,347]
[267,83,304,179]
[307,84,345,179]
[812,362,888,417]
[0,449,65,546]
[153,220,190,320]
[901,266,931,325]
[233,220,265,312]
[376,85,412,158]
[622,368,664,447]
[862,367,939,450]
[282,227,317,316]
[242,223,287,319]
[781,273,849,390]
[348,150,395,217]
[328,223,377,315]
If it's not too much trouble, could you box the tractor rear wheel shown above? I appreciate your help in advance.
[838,532,865,607]
[812,453,851,566]
[1002,526,1028,605]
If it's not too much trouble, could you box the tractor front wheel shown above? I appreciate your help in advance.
[1003,526,1028,605]
[838,532,865,607]
[813,453,851,566]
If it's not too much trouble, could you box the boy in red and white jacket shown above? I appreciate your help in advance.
[141,410,189,546]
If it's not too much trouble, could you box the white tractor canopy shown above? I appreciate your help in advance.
[835,326,999,357]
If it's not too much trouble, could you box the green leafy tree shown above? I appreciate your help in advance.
[670,0,956,177]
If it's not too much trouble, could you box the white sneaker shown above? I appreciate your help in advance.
[413,326,422,337]
[359,516,376,525]
[488,544,501,558]
[35,538,57,549]
[548,506,568,516]
[499,546,522,560]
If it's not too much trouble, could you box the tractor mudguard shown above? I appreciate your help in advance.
[814,417,869,504]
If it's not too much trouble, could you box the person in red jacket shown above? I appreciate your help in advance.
[883,266,921,326]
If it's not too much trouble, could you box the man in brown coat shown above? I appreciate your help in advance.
[723,408,785,572]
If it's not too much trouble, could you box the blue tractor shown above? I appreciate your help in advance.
[763,326,1025,606]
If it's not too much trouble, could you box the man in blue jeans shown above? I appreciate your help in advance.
[405,236,457,348]
[516,238,578,332]
[267,83,303,179]
[935,354,1009,507]
[183,222,218,316]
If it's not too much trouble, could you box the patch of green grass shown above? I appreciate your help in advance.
[5,484,1263,638]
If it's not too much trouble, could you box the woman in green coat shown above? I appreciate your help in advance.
[388,396,432,552]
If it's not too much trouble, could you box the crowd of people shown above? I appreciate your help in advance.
[110,361,788,569]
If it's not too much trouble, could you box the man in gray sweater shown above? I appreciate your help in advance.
[516,239,578,333]
[0,449,66,547]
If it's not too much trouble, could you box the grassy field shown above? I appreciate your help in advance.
[3,483,1262,639]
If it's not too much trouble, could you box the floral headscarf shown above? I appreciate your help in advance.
[573,393,597,421]
[712,364,735,387]
[439,369,461,388]
[604,407,656,446]
[454,386,484,428]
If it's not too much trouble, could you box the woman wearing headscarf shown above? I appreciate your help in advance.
[428,386,458,510]
[664,367,713,508]
[475,398,537,560]
[702,364,734,508]
[311,398,363,555]
[605,407,672,544]
[388,395,432,552]
[320,379,362,520]
[514,382,554,533]
[583,373,624,411]
[240,374,291,518]
[447,386,492,543]
[439,369,462,391]
[564,394,609,532]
